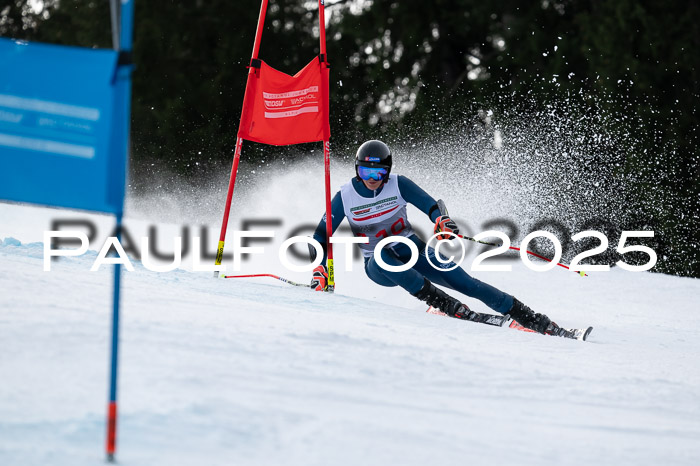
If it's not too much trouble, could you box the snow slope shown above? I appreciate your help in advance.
[1,199,699,466]
[2,148,700,466]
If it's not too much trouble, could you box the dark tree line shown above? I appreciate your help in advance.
[1,0,698,276]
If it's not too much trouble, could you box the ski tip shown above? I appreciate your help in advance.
[582,326,593,341]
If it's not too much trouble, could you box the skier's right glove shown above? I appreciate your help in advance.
[434,215,460,240]
[310,265,328,291]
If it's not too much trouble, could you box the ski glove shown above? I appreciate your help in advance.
[310,265,328,291]
[434,215,460,240]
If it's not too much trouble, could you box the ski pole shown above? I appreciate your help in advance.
[456,234,502,247]
[505,243,586,276]
[222,273,312,288]
[436,200,587,276]
[448,233,585,275]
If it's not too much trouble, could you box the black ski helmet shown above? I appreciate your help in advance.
[355,140,392,180]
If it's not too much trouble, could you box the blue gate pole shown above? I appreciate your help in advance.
[106,214,123,461]
[106,0,134,462]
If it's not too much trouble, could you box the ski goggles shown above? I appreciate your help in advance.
[358,166,388,181]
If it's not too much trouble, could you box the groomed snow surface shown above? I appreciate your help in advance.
[1,200,699,466]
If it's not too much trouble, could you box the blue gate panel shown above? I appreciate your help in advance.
[0,38,127,214]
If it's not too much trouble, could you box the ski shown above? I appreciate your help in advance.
[428,306,593,341]
[555,325,593,341]
[508,319,593,341]
[426,306,509,327]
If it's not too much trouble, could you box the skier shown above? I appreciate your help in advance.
[309,139,564,336]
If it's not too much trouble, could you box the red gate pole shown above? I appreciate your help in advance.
[214,136,243,275]
[319,0,328,57]
[214,0,269,275]
[323,139,334,291]
[318,0,334,291]
[250,0,269,59]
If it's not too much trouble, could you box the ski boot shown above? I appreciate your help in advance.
[412,278,477,320]
[507,298,561,335]
[508,299,586,338]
